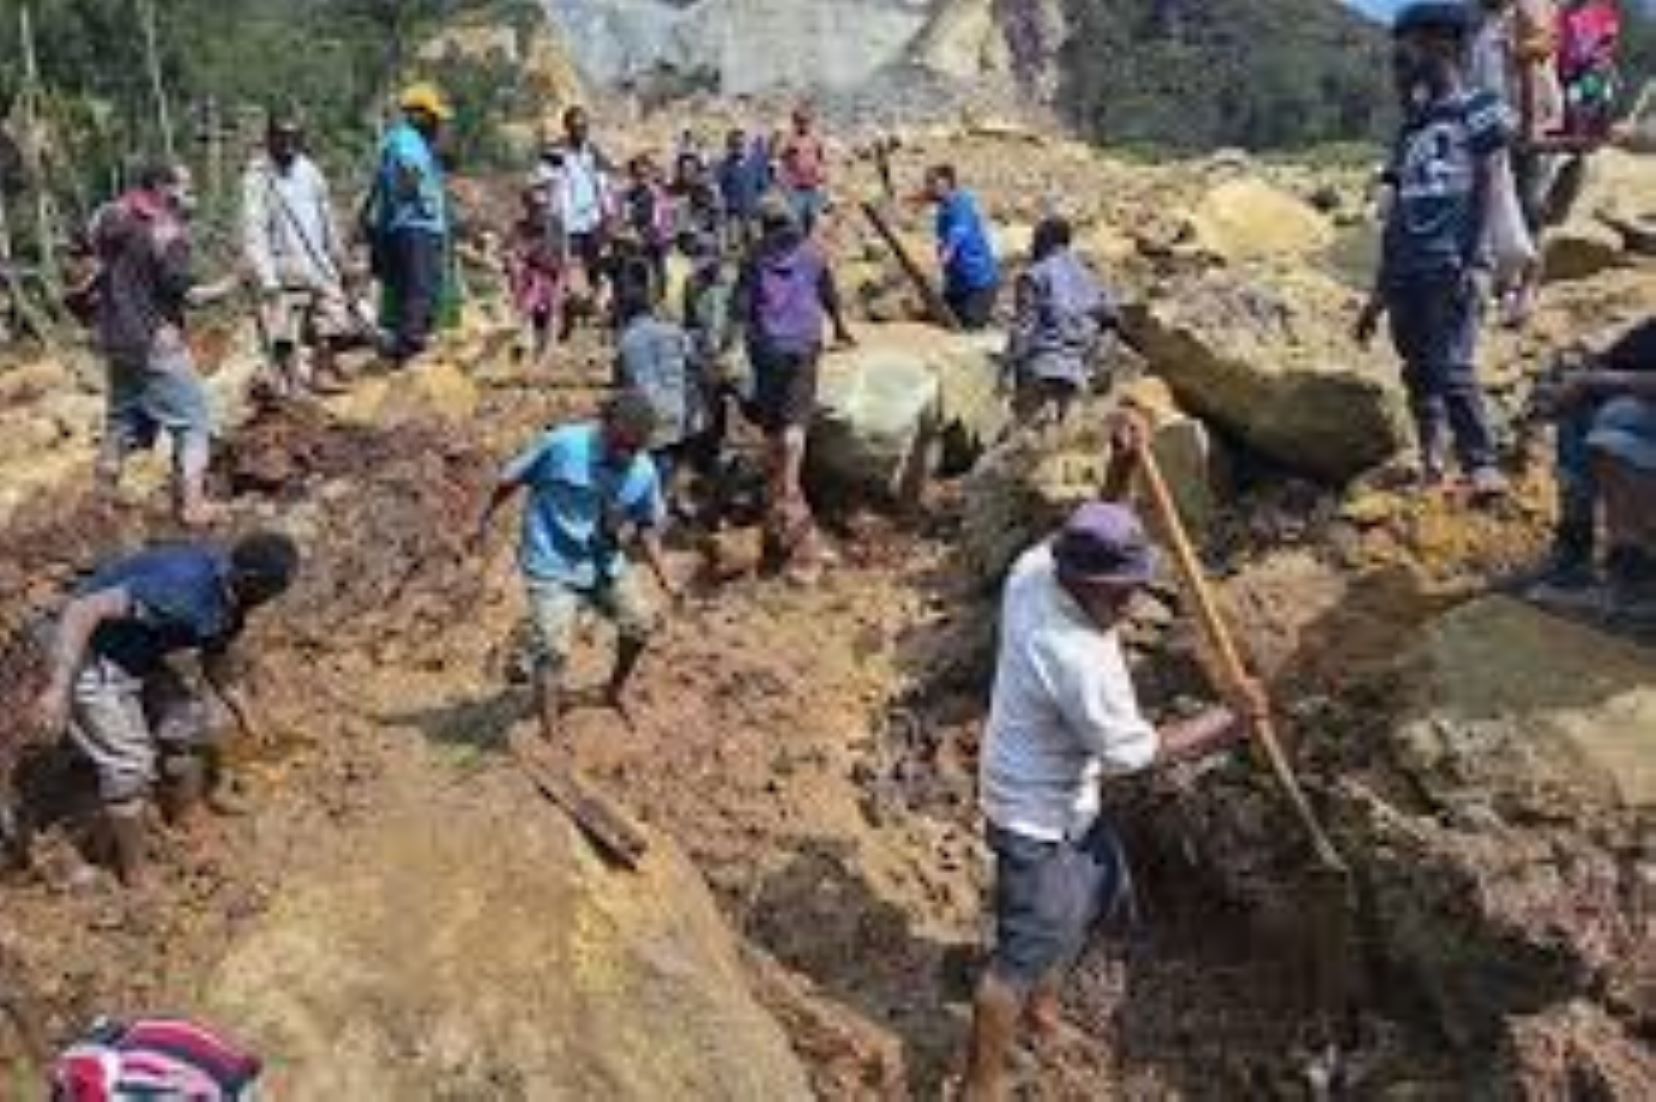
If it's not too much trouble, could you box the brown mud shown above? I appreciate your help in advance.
[1,122,1650,1096]
[0,345,1552,1099]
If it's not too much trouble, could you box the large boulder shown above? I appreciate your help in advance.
[1544,218,1627,282]
[958,380,1228,589]
[1186,177,1335,262]
[1533,149,1656,282]
[205,766,811,1100]
[1343,598,1656,1087]
[807,324,1009,504]
[1124,266,1410,482]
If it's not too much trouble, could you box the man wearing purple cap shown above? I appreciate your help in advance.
[965,497,1265,1100]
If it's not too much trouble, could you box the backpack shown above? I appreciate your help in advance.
[749,240,824,354]
[51,1017,262,1101]
[1557,0,1622,138]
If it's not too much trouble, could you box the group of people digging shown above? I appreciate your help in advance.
[16,4,1656,1094]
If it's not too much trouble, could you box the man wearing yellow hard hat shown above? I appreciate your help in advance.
[362,81,453,366]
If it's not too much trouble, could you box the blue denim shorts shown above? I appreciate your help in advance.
[986,819,1134,991]
[1587,396,1656,475]
[106,347,213,452]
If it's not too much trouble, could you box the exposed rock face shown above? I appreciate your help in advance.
[1125,266,1410,483]
[539,0,1064,97]
[911,0,1067,95]
[206,767,812,1100]
[544,0,931,95]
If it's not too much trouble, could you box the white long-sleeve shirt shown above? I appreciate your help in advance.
[241,153,344,292]
[980,543,1159,842]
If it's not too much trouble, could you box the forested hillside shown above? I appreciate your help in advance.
[1058,0,1395,150]
[0,1,536,226]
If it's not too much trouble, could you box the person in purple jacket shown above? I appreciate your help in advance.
[734,194,854,582]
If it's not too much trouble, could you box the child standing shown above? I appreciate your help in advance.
[620,154,675,304]
[505,181,564,368]
[1358,2,1510,499]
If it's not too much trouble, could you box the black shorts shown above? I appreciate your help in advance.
[986,819,1131,991]
[746,346,821,434]
[946,283,999,331]
[568,231,607,274]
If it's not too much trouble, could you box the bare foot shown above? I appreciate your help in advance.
[178,500,226,529]
[602,688,638,731]
[1026,989,1064,1048]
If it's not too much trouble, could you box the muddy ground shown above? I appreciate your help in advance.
[0,314,1569,1100]
[2,119,1646,1095]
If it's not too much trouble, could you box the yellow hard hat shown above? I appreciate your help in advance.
[400,82,453,122]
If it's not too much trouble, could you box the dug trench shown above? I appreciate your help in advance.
[2,333,1648,1098]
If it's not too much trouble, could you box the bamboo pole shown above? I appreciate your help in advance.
[141,0,176,161]
[19,4,58,288]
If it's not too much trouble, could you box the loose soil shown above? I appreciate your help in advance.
[0,123,1639,1096]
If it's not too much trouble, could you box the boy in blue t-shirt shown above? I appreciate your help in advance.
[1358,2,1510,499]
[474,392,679,743]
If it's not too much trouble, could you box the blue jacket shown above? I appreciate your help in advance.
[936,189,999,295]
[717,147,771,218]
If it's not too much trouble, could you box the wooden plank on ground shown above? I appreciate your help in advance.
[509,729,648,870]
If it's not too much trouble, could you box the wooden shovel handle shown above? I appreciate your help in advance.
[1131,438,1348,874]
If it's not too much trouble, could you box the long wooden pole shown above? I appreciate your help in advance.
[141,0,176,161]
[1131,438,1348,874]
[19,4,58,289]
[860,201,960,331]
[0,167,13,271]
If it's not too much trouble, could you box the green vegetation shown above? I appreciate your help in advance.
[1058,0,1396,151]
[0,1,538,259]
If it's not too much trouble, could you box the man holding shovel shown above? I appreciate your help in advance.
[965,417,1268,1100]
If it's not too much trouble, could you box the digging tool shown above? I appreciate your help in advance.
[508,728,647,870]
[859,201,960,331]
[1127,431,1348,876]
[1124,418,1359,1049]
[256,169,381,343]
